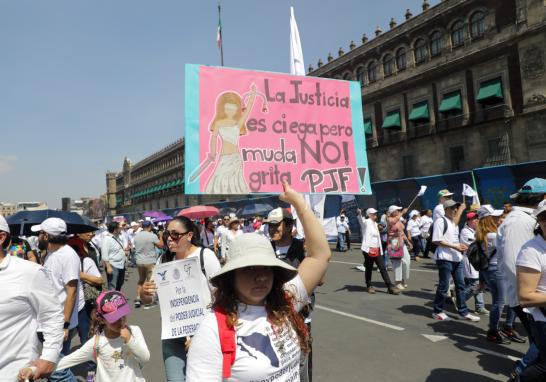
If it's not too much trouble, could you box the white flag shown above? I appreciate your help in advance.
[293,194,335,239]
[417,185,427,197]
[462,183,481,206]
[462,183,476,197]
[289,7,305,76]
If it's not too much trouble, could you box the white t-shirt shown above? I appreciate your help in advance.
[77,257,101,312]
[484,232,498,266]
[516,235,546,322]
[56,325,149,382]
[497,207,537,307]
[337,221,349,234]
[432,204,445,222]
[460,225,478,279]
[186,276,309,382]
[0,255,64,380]
[432,217,462,262]
[407,219,421,237]
[43,245,81,329]
[420,215,433,238]
[222,230,243,261]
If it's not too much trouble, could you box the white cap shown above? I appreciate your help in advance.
[409,210,420,218]
[31,217,67,236]
[0,214,10,234]
[130,221,138,227]
[387,205,403,215]
[477,205,503,219]
[534,200,546,217]
[366,208,378,216]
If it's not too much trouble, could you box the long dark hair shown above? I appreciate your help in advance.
[160,216,202,263]
[212,269,310,354]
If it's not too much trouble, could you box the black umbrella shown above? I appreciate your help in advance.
[7,210,98,236]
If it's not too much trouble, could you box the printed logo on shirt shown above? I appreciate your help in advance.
[157,270,168,281]
[237,333,279,367]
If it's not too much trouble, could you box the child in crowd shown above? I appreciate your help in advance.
[18,291,150,382]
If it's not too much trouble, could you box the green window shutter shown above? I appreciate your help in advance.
[476,79,503,102]
[439,92,462,113]
[176,179,183,186]
[408,101,430,121]
[382,111,401,129]
[364,119,373,135]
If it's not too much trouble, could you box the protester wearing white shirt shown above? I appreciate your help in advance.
[407,210,423,261]
[420,210,434,258]
[516,199,546,381]
[214,216,230,260]
[432,200,480,322]
[433,189,454,222]
[459,212,487,315]
[357,208,399,295]
[0,215,64,382]
[31,217,80,381]
[102,222,127,291]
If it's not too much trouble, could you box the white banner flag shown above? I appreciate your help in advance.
[417,185,427,197]
[293,194,337,239]
[462,183,480,206]
[289,6,305,76]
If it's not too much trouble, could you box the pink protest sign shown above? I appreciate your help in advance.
[185,64,371,195]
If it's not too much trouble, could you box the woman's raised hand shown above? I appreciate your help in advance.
[279,181,305,211]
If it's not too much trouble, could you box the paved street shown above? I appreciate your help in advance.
[68,245,527,381]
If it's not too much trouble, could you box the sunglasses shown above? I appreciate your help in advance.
[167,230,190,240]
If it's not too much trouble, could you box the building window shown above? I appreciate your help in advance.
[487,137,502,157]
[367,62,378,83]
[430,32,444,56]
[451,20,465,47]
[449,146,465,172]
[470,11,485,39]
[396,48,406,71]
[414,39,428,64]
[402,155,414,178]
[383,54,395,77]
[356,67,365,85]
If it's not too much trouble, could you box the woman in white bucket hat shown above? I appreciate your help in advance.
[186,182,331,382]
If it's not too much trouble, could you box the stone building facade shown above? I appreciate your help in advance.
[106,139,236,215]
[309,0,546,182]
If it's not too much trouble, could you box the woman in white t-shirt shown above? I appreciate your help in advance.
[186,182,331,382]
[141,216,221,382]
[476,205,518,344]
[221,217,243,261]
[516,200,546,381]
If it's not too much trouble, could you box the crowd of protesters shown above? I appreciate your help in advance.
[1,178,546,382]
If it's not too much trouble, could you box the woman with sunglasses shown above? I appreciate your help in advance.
[141,216,221,382]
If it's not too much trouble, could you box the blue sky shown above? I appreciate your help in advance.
[0,0,440,208]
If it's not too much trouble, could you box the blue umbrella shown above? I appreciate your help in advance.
[237,203,274,218]
[7,209,98,236]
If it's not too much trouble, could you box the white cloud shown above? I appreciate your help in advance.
[0,155,16,174]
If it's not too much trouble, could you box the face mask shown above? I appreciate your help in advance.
[38,239,48,251]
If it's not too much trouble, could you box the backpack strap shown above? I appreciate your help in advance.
[441,216,448,235]
[214,308,236,379]
[199,247,206,278]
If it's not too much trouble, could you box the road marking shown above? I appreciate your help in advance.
[422,334,448,343]
[315,304,405,331]
[464,345,520,362]
[331,260,436,273]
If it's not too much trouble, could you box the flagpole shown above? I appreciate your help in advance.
[218,1,224,66]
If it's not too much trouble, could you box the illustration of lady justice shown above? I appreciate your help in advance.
[189,83,268,194]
